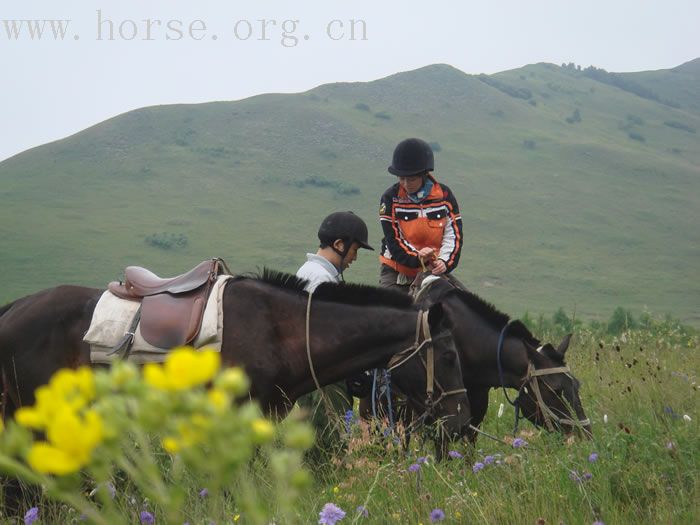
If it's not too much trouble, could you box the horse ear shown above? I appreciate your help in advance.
[557,333,573,356]
[525,344,547,366]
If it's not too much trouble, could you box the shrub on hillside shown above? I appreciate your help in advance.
[354,103,371,112]
[522,139,536,150]
[628,132,646,143]
[607,307,637,334]
[374,111,391,120]
[626,114,645,126]
[565,109,582,124]
[145,233,188,250]
[582,66,681,108]
[478,75,532,100]
[293,175,360,196]
[664,120,696,133]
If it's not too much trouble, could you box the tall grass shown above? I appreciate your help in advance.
[298,325,698,524]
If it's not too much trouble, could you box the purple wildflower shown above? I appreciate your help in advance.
[472,462,485,473]
[588,452,598,463]
[344,410,354,432]
[24,507,39,525]
[140,510,155,524]
[666,441,675,450]
[199,488,209,498]
[448,450,463,459]
[484,455,495,465]
[408,463,421,472]
[356,505,369,518]
[512,438,527,448]
[319,503,346,525]
[430,508,445,522]
[583,472,593,480]
[417,456,428,464]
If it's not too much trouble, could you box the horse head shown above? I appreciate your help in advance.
[516,334,592,437]
[388,303,471,440]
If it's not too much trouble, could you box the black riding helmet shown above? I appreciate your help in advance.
[388,138,434,177]
[318,211,374,251]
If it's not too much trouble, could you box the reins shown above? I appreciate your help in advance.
[387,311,466,419]
[305,291,337,421]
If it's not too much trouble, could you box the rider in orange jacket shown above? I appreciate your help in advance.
[379,138,463,289]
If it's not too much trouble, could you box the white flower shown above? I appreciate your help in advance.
[603,414,608,424]
[497,403,504,418]
[683,414,692,422]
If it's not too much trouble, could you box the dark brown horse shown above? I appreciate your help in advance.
[415,275,591,441]
[0,270,470,437]
[362,274,591,443]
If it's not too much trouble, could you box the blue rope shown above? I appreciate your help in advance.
[371,368,379,419]
[496,319,523,434]
[383,369,395,429]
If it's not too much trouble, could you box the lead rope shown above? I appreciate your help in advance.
[305,291,337,422]
[496,319,524,434]
[422,312,435,411]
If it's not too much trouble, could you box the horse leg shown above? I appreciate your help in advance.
[465,386,490,446]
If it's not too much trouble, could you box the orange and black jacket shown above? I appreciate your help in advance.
[379,176,463,278]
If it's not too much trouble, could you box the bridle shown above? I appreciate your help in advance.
[497,319,591,433]
[386,310,466,418]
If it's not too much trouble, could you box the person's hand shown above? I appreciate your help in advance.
[431,259,447,275]
[417,247,435,261]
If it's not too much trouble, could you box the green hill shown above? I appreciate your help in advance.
[1,60,699,324]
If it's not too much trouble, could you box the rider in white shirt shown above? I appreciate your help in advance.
[295,211,374,458]
[296,211,373,291]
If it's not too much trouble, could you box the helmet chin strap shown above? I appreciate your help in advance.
[331,239,351,282]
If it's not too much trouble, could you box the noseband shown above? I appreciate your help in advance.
[497,320,590,433]
[386,310,466,416]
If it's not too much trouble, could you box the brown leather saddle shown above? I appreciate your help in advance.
[108,258,229,352]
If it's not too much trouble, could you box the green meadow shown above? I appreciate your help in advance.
[5,321,697,524]
[1,59,699,325]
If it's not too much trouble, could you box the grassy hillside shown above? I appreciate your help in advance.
[1,60,699,323]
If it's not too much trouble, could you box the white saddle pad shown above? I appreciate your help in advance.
[85,275,231,365]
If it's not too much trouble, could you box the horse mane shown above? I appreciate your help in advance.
[435,284,540,346]
[314,281,414,309]
[234,268,414,309]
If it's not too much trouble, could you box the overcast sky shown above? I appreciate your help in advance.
[1,0,698,162]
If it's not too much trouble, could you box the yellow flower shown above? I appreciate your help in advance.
[143,348,220,391]
[162,436,181,454]
[233,514,240,522]
[46,407,103,466]
[28,442,83,475]
[333,486,339,494]
[15,407,44,429]
[207,389,230,413]
[250,418,274,443]
[216,367,249,396]
[456,511,463,519]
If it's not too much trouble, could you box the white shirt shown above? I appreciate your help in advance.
[296,253,341,292]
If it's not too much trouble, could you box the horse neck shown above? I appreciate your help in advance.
[293,301,417,395]
[446,298,529,388]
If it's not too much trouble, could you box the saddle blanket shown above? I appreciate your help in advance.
[85,275,232,365]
